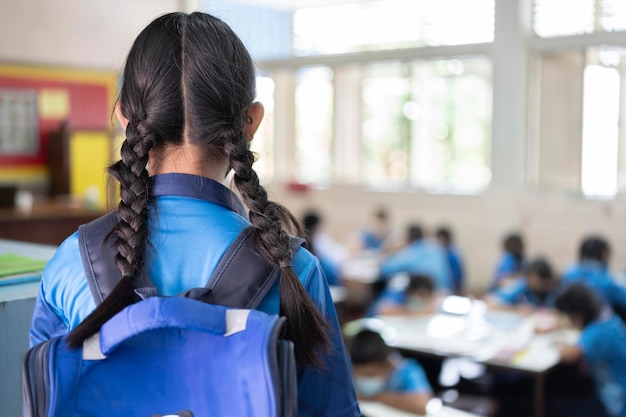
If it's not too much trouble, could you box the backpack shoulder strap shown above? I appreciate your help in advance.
[78,211,121,305]
[206,227,306,310]
[79,213,306,310]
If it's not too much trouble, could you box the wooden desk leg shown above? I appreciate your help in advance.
[534,372,545,417]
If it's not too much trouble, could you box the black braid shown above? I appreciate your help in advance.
[227,133,331,368]
[108,120,154,278]
[66,120,155,348]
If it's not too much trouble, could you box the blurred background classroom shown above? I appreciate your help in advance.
[2,0,626,416]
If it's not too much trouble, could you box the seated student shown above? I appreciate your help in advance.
[435,226,465,295]
[556,283,626,417]
[491,232,526,291]
[563,236,626,318]
[301,209,349,286]
[371,274,436,316]
[380,224,453,292]
[486,258,561,312]
[355,206,401,254]
[359,207,391,252]
[350,329,432,415]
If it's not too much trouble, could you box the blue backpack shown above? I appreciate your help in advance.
[23,212,302,417]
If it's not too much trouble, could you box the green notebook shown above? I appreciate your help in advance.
[0,253,48,279]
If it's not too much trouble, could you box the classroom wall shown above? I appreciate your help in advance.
[266,183,626,294]
[0,0,182,70]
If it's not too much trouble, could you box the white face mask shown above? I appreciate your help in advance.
[406,296,424,311]
[354,376,387,397]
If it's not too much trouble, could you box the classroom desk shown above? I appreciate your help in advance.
[369,311,577,417]
[0,239,57,417]
[340,253,384,318]
[0,200,105,245]
[360,400,481,417]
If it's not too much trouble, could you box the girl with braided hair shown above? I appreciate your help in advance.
[29,12,359,416]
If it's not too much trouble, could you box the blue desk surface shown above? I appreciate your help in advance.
[0,239,57,302]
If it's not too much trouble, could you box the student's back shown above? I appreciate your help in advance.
[563,236,626,314]
[28,12,359,417]
[557,283,626,417]
[490,257,561,309]
[435,227,464,294]
[380,225,452,292]
[491,233,525,290]
[32,181,326,334]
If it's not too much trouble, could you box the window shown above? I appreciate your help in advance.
[293,0,495,56]
[601,0,626,31]
[295,67,334,184]
[251,75,275,183]
[534,46,626,196]
[533,0,626,37]
[581,65,620,197]
[361,58,492,192]
[361,62,411,187]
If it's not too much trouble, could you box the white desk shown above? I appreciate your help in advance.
[0,239,57,417]
[342,253,383,284]
[330,285,347,303]
[367,312,577,417]
[359,400,481,417]
[377,313,575,373]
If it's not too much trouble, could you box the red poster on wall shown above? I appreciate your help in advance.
[0,75,111,167]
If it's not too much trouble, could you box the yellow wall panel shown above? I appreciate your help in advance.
[70,132,110,209]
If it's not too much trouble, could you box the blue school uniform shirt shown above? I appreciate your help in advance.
[563,261,626,311]
[367,286,406,317]
[494,280,559,308]
[578,312,626,417]
[445,246,464,294]
[29,173,360,417]
[360,229,386,252]
[387,357,432,394]
[491,252,524,290]
[380,240,452,292]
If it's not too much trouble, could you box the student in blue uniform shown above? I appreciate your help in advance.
[487,257,561,311]
[435,226,465,294]
[350,329,432,415]
[491,232,526,290]
[380,224,452,292]
[28,12,359,417]
[369,274,436,316]
[302,209,349,286]
[563,236,626,317]
[357,206,398,254]
[556,283,626,417]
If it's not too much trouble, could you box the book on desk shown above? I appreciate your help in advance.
[0,240,57,294]
[0,253,49,286]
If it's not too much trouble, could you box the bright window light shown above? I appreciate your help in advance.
[534,0,626,36]
[293,0,494,56]
[601,0,626,32]
[360,58,492,192]
[295,67,334,185]
[251,75,275,183]
[533,0,595,37]
[581,65,620,198]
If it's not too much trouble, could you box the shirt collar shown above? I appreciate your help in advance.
[150,173,248,219]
